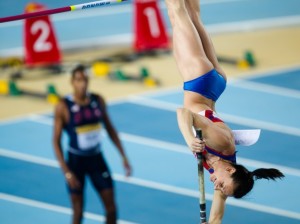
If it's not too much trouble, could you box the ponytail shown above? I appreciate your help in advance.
[252,168,284,180]
[231,164,284,199]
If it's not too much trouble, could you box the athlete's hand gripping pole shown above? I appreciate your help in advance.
[196,129,207,224]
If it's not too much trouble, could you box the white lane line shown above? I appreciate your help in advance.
[220,113,300,137]
[208,15,300,34]
[231,64,300,80]
[0,109,52,125]
[1,148,300,220]
[0,85,181,125]
[121,175,300,220]
[14,113,300,178]
[1,64,296,125]
[30,95,300,180]
[127,96,300,137]
[26,114,300,177]
[0,148,58,167]
[126,86,181,99]
[127,96,178,111]
[0,193,137,224]
[118,132,300,178]
[230,79,300,99]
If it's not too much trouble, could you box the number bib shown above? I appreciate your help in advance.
[76,123,101,150]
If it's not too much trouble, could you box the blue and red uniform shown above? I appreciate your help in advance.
[63,93,113,194]
[198,109,237,174]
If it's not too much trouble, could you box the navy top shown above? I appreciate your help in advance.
[63,93,104,155]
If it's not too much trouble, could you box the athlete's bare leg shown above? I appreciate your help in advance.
[70,194,83,224]
[165,0,214,82]
[185,0,226,79]
[99,189,117,224]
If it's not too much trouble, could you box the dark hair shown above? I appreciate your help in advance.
[231,164,284,199]
[71,64,86,79]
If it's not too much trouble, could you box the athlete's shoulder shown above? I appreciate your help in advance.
[90,92,102,99]
[90,92,106,105]
[54,97,68,115]
[89,92,99,98]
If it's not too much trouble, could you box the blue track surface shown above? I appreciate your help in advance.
[1,0,300,223]
[1,66,300,223]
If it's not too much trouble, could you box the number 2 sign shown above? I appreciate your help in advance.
[31,20,53,53]
[24,2,61,66]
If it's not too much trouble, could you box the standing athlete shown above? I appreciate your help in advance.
[53,65,131,224]
[165,0,284,223]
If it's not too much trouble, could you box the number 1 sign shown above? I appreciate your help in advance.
[24,2,61,66]
[133,0,169,52]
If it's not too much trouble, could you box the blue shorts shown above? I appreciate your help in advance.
[183,69,226,101]
[66,151,113,194]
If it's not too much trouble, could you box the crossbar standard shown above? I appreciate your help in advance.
[0,0,128,23]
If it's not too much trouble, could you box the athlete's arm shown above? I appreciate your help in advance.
[209,190,227,224]
[52,100,80,188]
[97,95,131,176]
[177,108,209,153]
[53,100,70,174]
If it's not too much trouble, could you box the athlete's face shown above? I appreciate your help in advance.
[72,71,88,96]
[210,166,236,196]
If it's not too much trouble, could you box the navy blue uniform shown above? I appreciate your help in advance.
[63,93,113,194]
